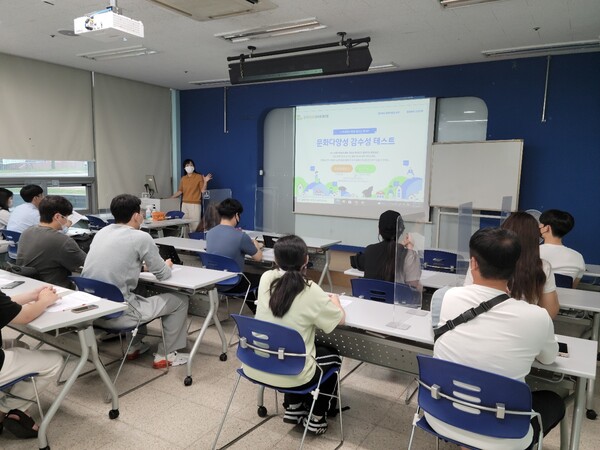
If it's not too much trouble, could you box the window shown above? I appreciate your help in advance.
[0,159,95,212]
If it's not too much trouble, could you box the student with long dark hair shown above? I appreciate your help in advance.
[243,235,345,436]
[462,212,559,318]
[354,210,421,286]
[0,188,13,231]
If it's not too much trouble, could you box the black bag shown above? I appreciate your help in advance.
[71,233,94,253]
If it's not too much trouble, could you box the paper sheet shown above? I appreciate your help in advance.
[45,291,100,313]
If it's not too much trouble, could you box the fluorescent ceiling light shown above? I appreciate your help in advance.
[189,78,230,87]
[440,0,507,8]
[482,40,600,57]
[215,18,326,43]
[77,45,157,61]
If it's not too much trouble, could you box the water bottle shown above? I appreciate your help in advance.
[145,205,152,221]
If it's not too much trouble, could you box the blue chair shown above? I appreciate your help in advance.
[188,231,205,240]
[86,215,109,231]
[69,276,168,392]
[212,315,343,450]
[165,210,184,219]
[0,373,44,426]
[408,355,542,450]
[198,252,256,315]
[2,230,21,260]
[423,249,458,273]
[351,278,420,306]
[554,273,574,288]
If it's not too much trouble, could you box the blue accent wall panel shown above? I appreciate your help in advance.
[180,53,600,263]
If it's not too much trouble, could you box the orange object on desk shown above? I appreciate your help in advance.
[152,211,166,221]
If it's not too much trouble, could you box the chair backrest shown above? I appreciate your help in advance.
[416,355,533,439]
[423,249,458,273]
[69,276,125,319]
[86,215,109,231]
[2,230,21,259]
[232,314,307,375]
[351,278,419,305]
[262,235,278,249]
[351,278,395,303]
[165,210,184,219]
[156,243,183,265]
[188,231,206,240]
[554,273,574,288]
[198,252,242,273]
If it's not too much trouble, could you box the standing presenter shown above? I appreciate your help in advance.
[171,159,212,231]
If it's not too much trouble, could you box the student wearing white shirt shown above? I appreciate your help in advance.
[431,227,564,450]
[539,209,586,288]
[6,185,43,233]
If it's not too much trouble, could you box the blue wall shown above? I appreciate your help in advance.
[180,53,600,263]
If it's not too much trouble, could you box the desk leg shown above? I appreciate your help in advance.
[317,250,334,292]
[185,287,226,386]
[585,312,599,418]
[37,326,119,449]
[569,377,587,450]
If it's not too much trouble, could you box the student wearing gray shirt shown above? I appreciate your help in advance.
[82,194,189,369]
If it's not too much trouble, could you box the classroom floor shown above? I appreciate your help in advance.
[3,292,600,450]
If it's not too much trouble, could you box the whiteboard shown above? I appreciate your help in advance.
[430,140,523,210]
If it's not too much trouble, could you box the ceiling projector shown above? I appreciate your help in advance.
[74,9,144,42]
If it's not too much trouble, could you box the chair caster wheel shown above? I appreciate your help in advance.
[257,406,267,417]
[586,409,597,420]
[184,376,193,386]
[219,353,227,361]
[109,409,119,420]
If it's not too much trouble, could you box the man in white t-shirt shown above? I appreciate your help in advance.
[539,209,586,287]
[430,228,564,450]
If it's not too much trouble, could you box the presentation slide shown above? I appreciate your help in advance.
[294,98,435,220]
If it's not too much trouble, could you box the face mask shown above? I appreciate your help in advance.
[58,216,69,234]
[185,166,194,174]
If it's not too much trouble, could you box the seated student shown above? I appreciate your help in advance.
[0,286,63,439]
[460,212,559,319]
[539,209,586,288]
[431,228,564,449]
[6,185,44,233]
[353,210,421,287]
[0,188,13,262]
[81,194,190,368]
[244,235,345,435]
[205,198,263,299]
[0,188,12,231]
[16,196,87,288]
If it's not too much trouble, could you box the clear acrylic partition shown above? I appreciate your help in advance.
[456,202,473,285]
[388,211,427,329]
[499,195,513,226]
[254,187,295,234]
[201,188,231,232]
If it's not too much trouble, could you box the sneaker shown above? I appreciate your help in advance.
[283,404,309,424]
[126,341,151,360]
[152,351,189,369]
[303,415,328,435]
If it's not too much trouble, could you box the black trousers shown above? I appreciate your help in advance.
[526,390,566,449]
[284,345,342,416]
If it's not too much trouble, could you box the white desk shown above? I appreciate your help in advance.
[141,218,194,238]
[344,267,464,289]
[244,230,341,289]
[2,270,126,450]
[318,296,596,450]
[585,264,600,278]
[154,236,276,264]
[138,265,237,386]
